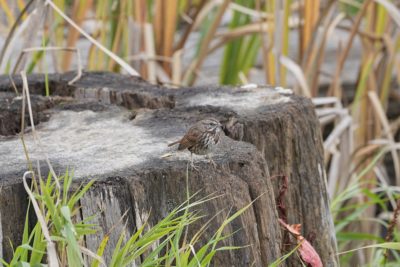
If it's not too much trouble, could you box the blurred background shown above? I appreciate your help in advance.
[1,0,400,265]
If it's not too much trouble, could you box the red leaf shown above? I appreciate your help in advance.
[298,237,323,267]
[278,219,323,267]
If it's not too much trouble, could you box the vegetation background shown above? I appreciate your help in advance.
[1,0,400,266]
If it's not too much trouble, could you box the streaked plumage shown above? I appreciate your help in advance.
[168,118,222,159]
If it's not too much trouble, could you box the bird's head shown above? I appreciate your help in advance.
[202,118,222,133]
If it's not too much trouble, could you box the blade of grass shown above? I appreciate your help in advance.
[0,0,34,70]
[22,171,59,267]
[279,54,311,97]
[20,70,61,188]
[329,0,373,94]
[183,0,230,86]
[368,91,400,185]
[45,0,140,76]
[338,242,400,255]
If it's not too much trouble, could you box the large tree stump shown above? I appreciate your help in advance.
[0,72,337,266]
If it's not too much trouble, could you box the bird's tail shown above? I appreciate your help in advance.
[168,140,180,147]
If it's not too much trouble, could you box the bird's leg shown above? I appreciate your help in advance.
[190,152,199,171]
[207,154,217,169]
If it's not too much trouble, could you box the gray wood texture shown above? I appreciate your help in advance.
[0,72,337,266]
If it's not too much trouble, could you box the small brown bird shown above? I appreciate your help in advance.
[168,118,222,169]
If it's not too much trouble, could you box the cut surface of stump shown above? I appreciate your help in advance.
[0,72,337,266]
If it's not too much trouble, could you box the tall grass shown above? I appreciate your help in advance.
[219,0,260,85]
[1,0,400,265]
[0,170,255,266]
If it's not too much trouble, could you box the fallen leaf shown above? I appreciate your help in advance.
[278,219,323,267]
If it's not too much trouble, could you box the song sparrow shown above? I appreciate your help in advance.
[168,118,222,168]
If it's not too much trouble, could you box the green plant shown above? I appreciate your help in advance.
[219,0,260,85]
[332,149,400,265]
[0,169,254,267]
[1,0,400,265]
[0,170,96,266]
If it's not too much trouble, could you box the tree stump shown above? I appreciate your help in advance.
[0,72,338,266]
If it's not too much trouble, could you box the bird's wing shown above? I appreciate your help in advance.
[177,127,203,150]
[214,130,221,144]
[168,140,180,147]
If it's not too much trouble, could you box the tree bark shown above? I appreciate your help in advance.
[0,72,337,266]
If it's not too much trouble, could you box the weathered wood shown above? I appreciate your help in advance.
[0,72,337,266]
[79,178,139,266]
[0,181,29,261]
[235,98,338,265]
[127,133,282,266]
